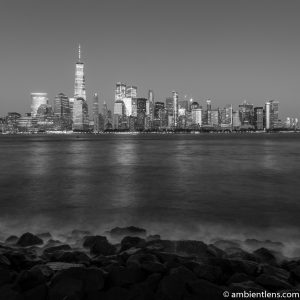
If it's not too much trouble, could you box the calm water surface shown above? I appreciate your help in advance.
[0,133,300,248]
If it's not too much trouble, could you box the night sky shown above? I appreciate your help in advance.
[0,0,300,119]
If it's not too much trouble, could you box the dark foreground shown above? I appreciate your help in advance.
[1,227,300,300]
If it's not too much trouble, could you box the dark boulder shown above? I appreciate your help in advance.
[107,265,147,287]
[43,244,72,256]
[229,280,265,292]
[55,251,90,264]
[23,284,48,300]
[291,265,300,281]
[5,235,19,245]
[176,240,210,257]
[83,236,116,256]
[244,239,284,252]
[255,274,293,291]
[17,233,43,247]
[0,268,16,286]
[0,254,11,267]
[101,286,130,300]
[120,236,146,252]
[15,268,47,292]
[108,226,147,239]
[186,279,225,300]
[261,264,290,282]
[253,248,280,265]
[193,263,223,283]
[146,234,161,242]
[49,267,105,299]
[227,272,251,284]
[0,284,24,300]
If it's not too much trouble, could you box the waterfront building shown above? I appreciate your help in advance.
[115,82,126,101]
[147,90,154,121]
[232,111,241,128]
[93,93,99,132]
[220,105,233,128]
[165,97,174,116]
[72,97,89,131]
[136,98,147,130]
[211,109,219,127]
[154,102,165,119]
[254,107,264,130]
[238,100,254,126]
[265,100,280,130]
[191,108,202,127]
[190,101,199,110]
[132,98,137,117]
[126,86,137,98]
[113,100,125,116]
[123,97,133,116]
[69,98,75,119]
[74,45,86,100]
[179,100,189,111]
[172,91,178,127]
[31,93,48,117]
[54,93,70,118]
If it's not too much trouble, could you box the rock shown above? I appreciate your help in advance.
[46,262,85,271]
[101,286,130,300]
[224,247,257,261]
[0,284,24,300]
[170,266,198,282]
[193,263,222,284]
[229,280,265,292]
[23,283,48,300]
[229,259,259,276]
[17,233,43,247]
[107,265,147,287]
[213,239,241,250]
[0,254,11,267]
[5,236,19,245]
[55,251,90,264]
[30,264,54,280]
[244,239,284,252]
[128,283,155,300]
[37,232,52,241]
[176,240,210,257]
[186,279,225,300]
[43,244,72,256]
[146,235,161,242]
[83,236,116,256]
[158,272,186,300]
[291,265,300,281]
[227,272,251,284]
[4,251,38,271]
[108,226,147,239]
[50,267,104,299]
[0,268,16,286]
[253,248,280,265]
[49,276,83,300]
[206,245,226,258]
[255,274,293,291]
[261,264,290,282]
[120,236,146,252]
[15,269,47,292]
[127,253,159,266]
[141,261,166,273]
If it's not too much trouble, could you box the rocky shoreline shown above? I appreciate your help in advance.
[1,226,300,299]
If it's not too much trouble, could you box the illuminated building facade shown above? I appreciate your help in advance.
[31,93,48,117]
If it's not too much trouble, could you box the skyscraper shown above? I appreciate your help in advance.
[74,45,86,100]
[93,93,99,132]
[54,93,70,118]
[254,107,264,130]
[31,93,48,117]
[172,91,178,127]
[115,82,126,101]
[238,100,254,126]
[126,86,137,98]
[148,90,154,121]
[72,45,89,130]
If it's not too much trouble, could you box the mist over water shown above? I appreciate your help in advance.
[1,134,300,256]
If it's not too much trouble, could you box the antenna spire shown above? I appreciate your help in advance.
[78,44,81,62]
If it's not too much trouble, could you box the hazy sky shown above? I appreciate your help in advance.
[0,0,300,118]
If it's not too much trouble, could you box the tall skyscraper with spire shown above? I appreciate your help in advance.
[72,45,89,131]
[74,44,86,100]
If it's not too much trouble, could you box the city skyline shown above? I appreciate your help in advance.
[1,0,300,119]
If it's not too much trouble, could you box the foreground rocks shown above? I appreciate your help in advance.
[0,227,300,299]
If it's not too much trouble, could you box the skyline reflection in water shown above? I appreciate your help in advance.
[0,134,300,251]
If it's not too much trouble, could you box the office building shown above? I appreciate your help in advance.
[254,107,264,130]
[74,45,86,100]
[115,82,126,101]
[31,93,48,117]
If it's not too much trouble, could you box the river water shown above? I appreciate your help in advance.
[0,133,300,254]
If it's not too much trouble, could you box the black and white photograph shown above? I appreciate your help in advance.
[1,0,300,299]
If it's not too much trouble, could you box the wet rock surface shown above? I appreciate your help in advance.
[0,228,300,299]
